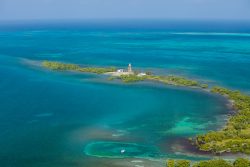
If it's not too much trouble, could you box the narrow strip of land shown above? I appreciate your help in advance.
[42,60,208,88]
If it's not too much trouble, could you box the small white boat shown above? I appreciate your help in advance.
[121,149,126,154]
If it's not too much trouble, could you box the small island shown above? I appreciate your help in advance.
[42,61,208,88]
[42,60,250,166]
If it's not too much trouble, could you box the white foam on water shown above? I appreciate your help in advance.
[112,129,128,137]
[135,165,144,167]
[131,160,144,163]
[112,133,124,137]
[170,32,250,37]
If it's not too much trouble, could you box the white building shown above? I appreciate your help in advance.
[117,69,124,73]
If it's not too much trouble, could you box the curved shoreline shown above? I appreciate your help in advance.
[194,87,250,155]
[41,60,250,156]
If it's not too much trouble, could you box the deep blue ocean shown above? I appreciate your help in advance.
[0,22,250,167]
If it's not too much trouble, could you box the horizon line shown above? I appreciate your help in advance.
[1,18,250,24]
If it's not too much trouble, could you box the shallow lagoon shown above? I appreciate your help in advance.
[0,28,250,166]
[0,57,228,166]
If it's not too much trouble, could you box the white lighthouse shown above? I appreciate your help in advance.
[128,63,132,73]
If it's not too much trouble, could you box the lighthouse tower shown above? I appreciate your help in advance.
[128,63,132,73]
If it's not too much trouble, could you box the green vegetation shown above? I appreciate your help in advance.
[116,74,205,89]
[146,75,203,88]
[201,84,208,89]
[167,159,175,167]
[175,160,191,167]
[193,159,233,167]
[233,158,250,167]
[42,61,79,70]
[117,74,147,83]
[167,159,191,167]
[42,61,116,74]
[167,158,250,167]
[42,60,250,156]
[195,86,250,154]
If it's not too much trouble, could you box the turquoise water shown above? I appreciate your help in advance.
[0,25,250,166]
